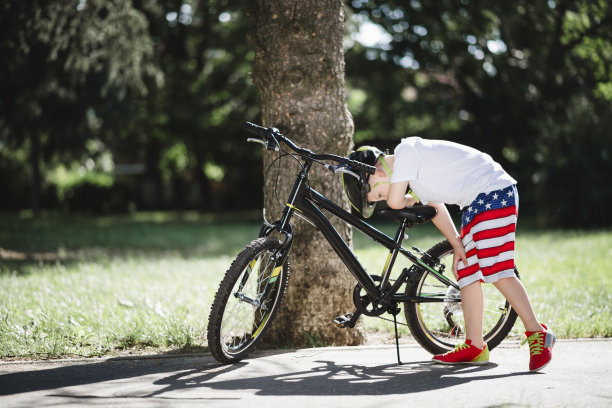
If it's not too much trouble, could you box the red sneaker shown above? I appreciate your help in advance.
[523,324,556,372]
[432,339,489,365]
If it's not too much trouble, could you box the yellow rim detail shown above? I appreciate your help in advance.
[271,266,282,278]
[249,258,262,274]
[251,313,270,338]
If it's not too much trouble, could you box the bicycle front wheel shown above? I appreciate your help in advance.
[404,240,518,355]
[207,237,290,364]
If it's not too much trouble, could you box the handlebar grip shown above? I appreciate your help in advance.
[351,160,377,175]
[243,122,268,138]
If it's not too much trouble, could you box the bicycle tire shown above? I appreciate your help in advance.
[404,239,518,355]
[207,237,290,364]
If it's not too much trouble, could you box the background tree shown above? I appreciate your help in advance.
[346,0,612,226]
[131,0,262,212]
[0,0,263,213]
[0,0,158,213]
[250,0,364,347]
[1,0,610,227]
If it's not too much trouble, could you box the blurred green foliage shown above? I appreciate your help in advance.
[0,0,261,214]
[346,0,612,227]
[0,0,610,227]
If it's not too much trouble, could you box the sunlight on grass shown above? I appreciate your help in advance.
[0,255,230,357]
[356,228,612,340]
[516,231,612,338]
[0,212,610,358]
[0,212,259,357]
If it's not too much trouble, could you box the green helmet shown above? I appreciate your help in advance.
[342,146,391,218]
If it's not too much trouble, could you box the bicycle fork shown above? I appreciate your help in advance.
[240,169,305,313]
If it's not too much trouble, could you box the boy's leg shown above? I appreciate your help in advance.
[492,276,541,332]
[461,281,485,348]
[494,276,555,372]
[432,281,489,364]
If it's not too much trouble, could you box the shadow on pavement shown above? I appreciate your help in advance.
[148,359,531,397]
[0,352,532,399]
[0,355,237,396]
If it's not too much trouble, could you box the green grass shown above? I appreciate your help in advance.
[0,212,610,358]
[355,225,612,340]
[0,211,260,358]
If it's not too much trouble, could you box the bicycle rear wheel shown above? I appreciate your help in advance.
[207,237,290,364]
[404,240,518,355]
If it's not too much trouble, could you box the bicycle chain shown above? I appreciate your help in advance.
[376,314,410,327]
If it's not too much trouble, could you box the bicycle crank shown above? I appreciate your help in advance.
[352,275,389,317]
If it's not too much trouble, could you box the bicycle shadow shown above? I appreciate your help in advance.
[0,351,532,400]
[148,357,531,398]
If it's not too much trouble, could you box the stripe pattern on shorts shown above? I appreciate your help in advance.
[457,185,518,288]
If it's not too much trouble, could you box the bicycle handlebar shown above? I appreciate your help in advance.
[243,122,377,175]
[243,122,268,138]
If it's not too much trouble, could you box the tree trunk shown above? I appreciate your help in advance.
[251,0,364,347]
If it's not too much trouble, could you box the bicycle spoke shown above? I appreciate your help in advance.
[217,246,284,355]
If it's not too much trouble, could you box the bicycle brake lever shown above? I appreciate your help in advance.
[247,138,279,151]
[327,164,360,179]
[247,138,266,146]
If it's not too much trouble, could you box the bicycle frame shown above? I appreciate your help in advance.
[259,160,459,309]
[207,123,519,365]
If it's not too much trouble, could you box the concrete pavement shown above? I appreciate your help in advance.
[1,339,610,407]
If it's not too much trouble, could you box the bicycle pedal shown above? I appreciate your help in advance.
[333,313,353,328]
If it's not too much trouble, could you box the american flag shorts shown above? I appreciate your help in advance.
[457,184,518,288]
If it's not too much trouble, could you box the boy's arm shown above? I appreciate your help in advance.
[386,183,467,278]
[428,203,468,279]
[387,181,412,209]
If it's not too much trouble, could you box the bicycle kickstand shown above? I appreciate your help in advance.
[392,309,403,365]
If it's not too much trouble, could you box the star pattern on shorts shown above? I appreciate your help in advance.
[462,185,517,226]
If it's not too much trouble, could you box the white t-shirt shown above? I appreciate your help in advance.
[390,137,516,208]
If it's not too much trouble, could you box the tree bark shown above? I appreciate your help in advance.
[250,0,363,347]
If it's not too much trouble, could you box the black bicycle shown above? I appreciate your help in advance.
[207,123,518,364]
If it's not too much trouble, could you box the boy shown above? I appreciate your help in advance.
[345,137,555,372]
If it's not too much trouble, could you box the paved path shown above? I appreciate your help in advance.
[1,339,610,407]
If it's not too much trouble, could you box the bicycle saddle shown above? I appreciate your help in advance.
[377,205,437,224]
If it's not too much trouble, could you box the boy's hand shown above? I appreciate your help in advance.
[427,202,468,280]
[405,196,416,207]
[451,240,468,280]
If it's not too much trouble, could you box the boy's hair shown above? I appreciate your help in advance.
[342,146,384,218]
